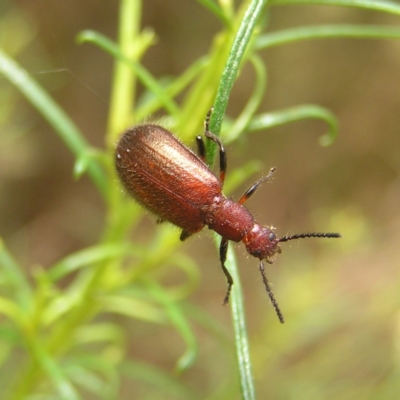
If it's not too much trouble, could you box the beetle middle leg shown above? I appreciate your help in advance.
[219,237,234,305]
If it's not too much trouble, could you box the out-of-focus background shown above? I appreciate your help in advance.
[2,1,400,399]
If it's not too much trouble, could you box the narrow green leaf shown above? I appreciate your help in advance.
[19,339,81,400]
[66,354,120,399]
[48,243,140,281]
[101,295,167,324]
[121,359,196,399]
[0,297,28,328]
[144,278,198,372]
[197,0,233,27]
[161,253,201,301]
[256,24,400,49]
[0,238,32,310]
[270,0,400,14]
[248,104,339,145]
[73,323,124,347]
[77,30,181,119]
[0,48,107,197]
[73,149,105,180]
[135,57,208,122]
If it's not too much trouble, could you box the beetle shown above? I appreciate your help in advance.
[115,111,341,323]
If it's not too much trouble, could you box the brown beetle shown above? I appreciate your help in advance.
[115,112,340,323]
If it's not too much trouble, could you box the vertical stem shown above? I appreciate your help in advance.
[107,0,141,148]
[227,246,256,400]
[208,2,268,398]
[207,0,268,165]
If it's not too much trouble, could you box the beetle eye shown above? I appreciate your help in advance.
[268,232,276,241]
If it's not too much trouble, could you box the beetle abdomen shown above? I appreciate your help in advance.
[116,124,221,233]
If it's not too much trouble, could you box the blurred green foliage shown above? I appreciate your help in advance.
[1,0,400,399]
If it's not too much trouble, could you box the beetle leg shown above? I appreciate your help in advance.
[259,260,284,323]
[205,132,226,188]
[196,135,206,162]
[203,110,227,188]
[219,237,234,305]
[238,167,276,205]
[180,229,192,241]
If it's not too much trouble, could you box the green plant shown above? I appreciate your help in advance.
[1,0,400,399]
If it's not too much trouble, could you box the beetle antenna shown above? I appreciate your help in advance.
[278,232,341,242]
[259,261,284,324]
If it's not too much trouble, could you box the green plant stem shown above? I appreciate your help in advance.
[226,244,256,400]
[207,0,267,164]
[207,1,268,399]
[107,0,141,145]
